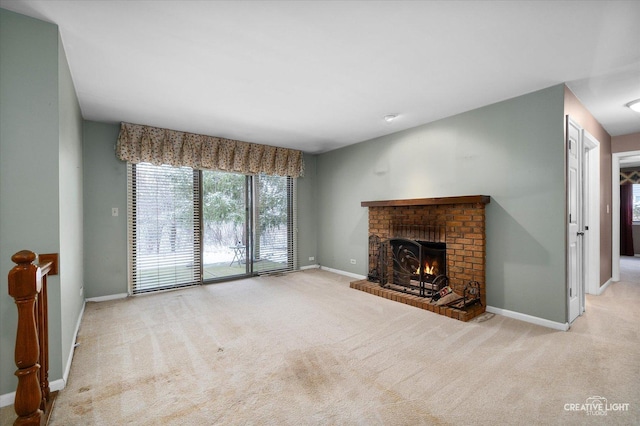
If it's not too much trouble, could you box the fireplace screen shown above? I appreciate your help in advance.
[369,235,448,297]
[391,239,446,284]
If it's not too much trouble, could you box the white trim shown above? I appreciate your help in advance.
[86,293,128,303]
[486,306,570,331]
[62,301,85,384]
[300,264,320,270]
[0,391,15,408]
[597,278,613,295]
[0,381,67,409]
[50,379,65,393]
[584,130,600,296]
[319,266,366,280]
[612,150,640,282]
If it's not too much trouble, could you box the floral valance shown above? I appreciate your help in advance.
[620,170,640,185]
[116,122,304,177]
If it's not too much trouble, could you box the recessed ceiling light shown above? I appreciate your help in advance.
[384,114,398,123]
[627,99,640,113]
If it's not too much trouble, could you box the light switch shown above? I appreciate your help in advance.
[112,207,119,217]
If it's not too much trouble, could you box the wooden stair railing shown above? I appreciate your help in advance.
[8,250,58,426]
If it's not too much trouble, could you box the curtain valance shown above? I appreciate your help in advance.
[116,122,304,177]
[620,170,640,185]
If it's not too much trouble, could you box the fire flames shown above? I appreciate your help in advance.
[416,263,436,276]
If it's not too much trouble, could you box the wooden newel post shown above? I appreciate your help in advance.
[8,250,43,425]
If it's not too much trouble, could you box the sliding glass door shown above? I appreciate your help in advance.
[128,164,295,293]
[201,172,294,280]
[201,170,249,280]
[252,174,294,274]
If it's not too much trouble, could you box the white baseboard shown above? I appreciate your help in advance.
[62,300,85,384]
[0,378,67,408]
[319,266,366,280]
[597,278,613,295]
[0,391,15,408]
[86,293,128,302]
[300,264,320,270]
[486,306,569,331]
[50,378,65,393]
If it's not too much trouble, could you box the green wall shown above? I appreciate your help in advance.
[296,154,318,267]
[83,121,128,298]
[58,32,86,375]
[0,8,84,397]
[316,85,567,323]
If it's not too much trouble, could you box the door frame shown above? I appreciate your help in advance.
[583,130,600,297]
[566,117,600,324]
[612,150,640,283]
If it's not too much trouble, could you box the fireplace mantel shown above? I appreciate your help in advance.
[361,195,490,208]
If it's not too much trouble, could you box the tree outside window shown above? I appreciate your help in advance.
[634,184,640,222]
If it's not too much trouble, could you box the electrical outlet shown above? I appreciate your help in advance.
[112,207,119,217]
[309,256,314,261]
[350,259,356,264]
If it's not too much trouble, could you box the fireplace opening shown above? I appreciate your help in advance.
[381,238,448,297]
[391,239,446,282]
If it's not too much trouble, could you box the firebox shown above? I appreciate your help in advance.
[391,239,445,280]
[377,238,448,297]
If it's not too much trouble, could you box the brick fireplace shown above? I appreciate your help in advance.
[350,195,489,322]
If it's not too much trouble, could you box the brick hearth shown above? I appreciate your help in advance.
[349,279,484,321]
[353,195,489,322]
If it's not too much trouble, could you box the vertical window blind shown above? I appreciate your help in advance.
[128,163,201,294]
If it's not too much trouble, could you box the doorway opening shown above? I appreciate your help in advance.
[612,150,640,283]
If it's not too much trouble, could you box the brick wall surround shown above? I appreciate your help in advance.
[351,196,489,322]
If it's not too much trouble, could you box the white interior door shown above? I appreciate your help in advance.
[567,117,583,323]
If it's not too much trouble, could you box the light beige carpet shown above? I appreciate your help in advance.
[2,266,639,425]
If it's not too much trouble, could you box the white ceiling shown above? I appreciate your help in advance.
[2,0,639,154]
